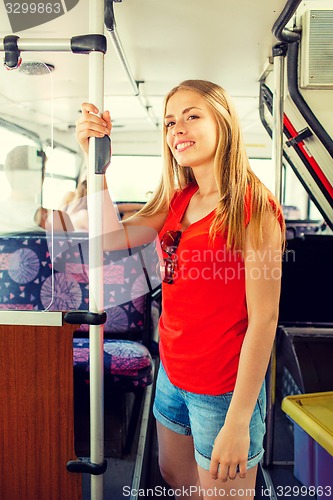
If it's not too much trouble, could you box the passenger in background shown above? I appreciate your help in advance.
[116,202,145,220]
[0,145,46,235]
[76,80,285,500]
[60,176,88,231]
[60,177,145,228]
[0,145,73,235]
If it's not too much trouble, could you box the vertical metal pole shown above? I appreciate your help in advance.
[88,1,105,499]
[272,43,287,201]
[263,42,288,469]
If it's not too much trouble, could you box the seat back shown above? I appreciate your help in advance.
[279,234,333,326]
[2,231,160,459]
[0,232,160,344]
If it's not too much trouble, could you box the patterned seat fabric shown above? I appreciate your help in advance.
[73,338,153,390]
[0,233,160,389]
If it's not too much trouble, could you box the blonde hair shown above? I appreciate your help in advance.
[140,79,284,250]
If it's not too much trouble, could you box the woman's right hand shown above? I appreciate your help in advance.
[76,103,112,155]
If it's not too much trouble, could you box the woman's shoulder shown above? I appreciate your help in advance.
[168,183,198,217]
[59,190,76,209]
[245,181,285,232]
[267,193,285,229]
[171,182,198,203]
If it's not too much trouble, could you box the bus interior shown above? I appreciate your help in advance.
[0,0,333,499]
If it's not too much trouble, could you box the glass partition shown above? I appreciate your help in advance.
[0,58,161,320]
[0,59,54,312]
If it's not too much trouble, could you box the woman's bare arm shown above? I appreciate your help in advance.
[76,103,168,250]
[210,212,282,481]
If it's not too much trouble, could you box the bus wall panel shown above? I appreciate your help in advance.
[0,322,82,500]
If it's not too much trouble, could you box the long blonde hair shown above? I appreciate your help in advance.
[139,79,284,250]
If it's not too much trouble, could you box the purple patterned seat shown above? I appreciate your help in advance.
[73,338,153,389]
[0,233,161,389]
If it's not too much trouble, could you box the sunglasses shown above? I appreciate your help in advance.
[160,230,182,284]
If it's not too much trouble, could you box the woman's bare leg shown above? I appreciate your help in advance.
[156,421,203,499]
[197,464,258,499]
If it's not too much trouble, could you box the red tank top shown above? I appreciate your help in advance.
[158,183,251,395]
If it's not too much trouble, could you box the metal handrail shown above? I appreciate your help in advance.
[104,0,159,128]
[272,0,333,159]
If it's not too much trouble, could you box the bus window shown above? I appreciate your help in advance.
[249,158,275,193]
[43,145,81,209]
[106,155,162,202]
[283,163,323,220]
[249,158,323,221]
[0,126,42,201]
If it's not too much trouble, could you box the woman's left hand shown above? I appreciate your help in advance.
[210,421,250,482]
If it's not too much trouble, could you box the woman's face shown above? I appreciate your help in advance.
[165,89,218,170]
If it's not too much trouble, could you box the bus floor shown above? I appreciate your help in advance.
[79,357,173,499]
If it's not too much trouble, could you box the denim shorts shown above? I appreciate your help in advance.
[153,363,266,471]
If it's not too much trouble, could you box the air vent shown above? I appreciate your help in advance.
[300,9,333,88]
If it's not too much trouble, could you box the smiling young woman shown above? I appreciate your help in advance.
[76,79,285,499]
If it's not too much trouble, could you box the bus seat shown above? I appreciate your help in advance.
[0,231,159,370]
[279,234,333,326]
[277,234,333,399]
[0,232,161,457]
[73,338,153,389]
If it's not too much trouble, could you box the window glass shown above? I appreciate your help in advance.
[249,158,323,221]
[42,177,77,209]
[0,61,55,312]
[106,155,162,202]
[45,146,79,178]
[43,146,81,209]
[249,158,275,193]
[0,127,39,201]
